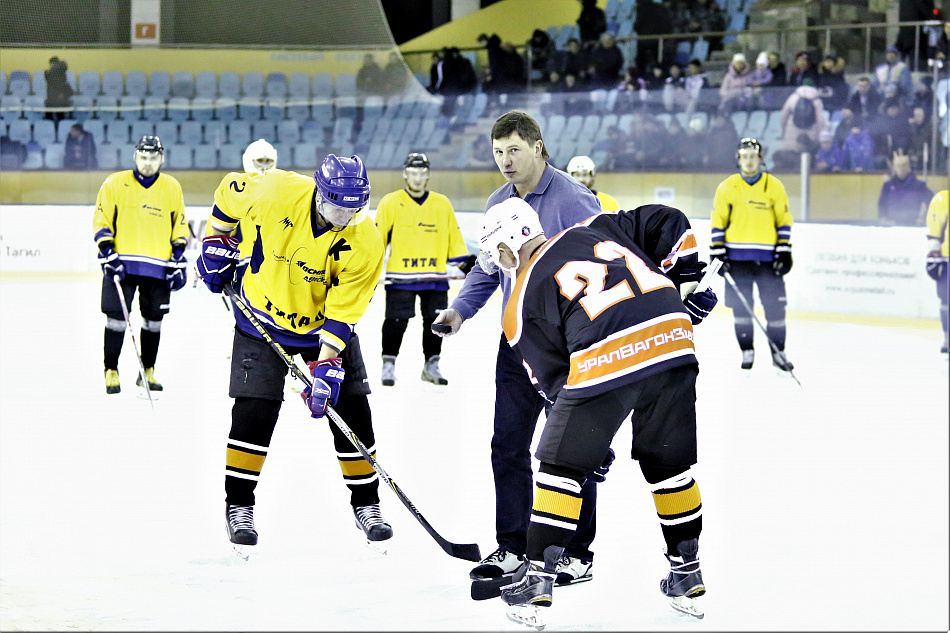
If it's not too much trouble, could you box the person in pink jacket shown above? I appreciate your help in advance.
[718,53,751,114]
[780,78,826,152]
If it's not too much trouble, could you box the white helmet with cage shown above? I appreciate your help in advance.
[477,198,544,277]
[242,139,278,174]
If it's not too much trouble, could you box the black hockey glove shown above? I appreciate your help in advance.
[709,242,729,276]
[196,234,240,293]
[772,243,793,276]
[667,260,706,289]
[457,254,478,276]
[683,288,718,325]
[166,246,187,291]
[926,251,947,281]
[98,241,126,280]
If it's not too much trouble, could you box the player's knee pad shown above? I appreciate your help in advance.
[142,318,163,333]
[105,317,126,332]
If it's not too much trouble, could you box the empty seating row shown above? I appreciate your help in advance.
[1,70,362,100]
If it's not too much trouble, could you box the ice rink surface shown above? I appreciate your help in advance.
[1,273,948,631]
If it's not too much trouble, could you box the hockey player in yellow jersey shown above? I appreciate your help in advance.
[374,152,473,387]
[196,154,392,557]
[567,155,620,211]
[925,189,949,353]
[233,139,278,288]
[710,138,795,372]
[93,135,188,395]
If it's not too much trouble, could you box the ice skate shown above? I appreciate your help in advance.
[740,349,754,370]
[226,504,258,560]
[353,504,393,554]
[381,355,396,387]
[660,538,705,619]
[501,546,561,630]
[470,546,527,600]
[421,355,448,385]
[771,349,794,372]
[135,367,163,400]
[554,552,592,586]
[104,369,120,394]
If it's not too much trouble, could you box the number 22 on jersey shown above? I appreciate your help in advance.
[555,241,673,320]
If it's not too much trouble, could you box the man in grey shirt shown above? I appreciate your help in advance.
[433,111,607,589]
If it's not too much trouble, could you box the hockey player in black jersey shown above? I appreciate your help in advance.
[479,198,716,626]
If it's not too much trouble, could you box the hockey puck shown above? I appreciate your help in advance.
[431,323,453,334]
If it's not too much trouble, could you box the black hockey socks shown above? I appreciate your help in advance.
[140,329,160,368]
[421,318,443,359]
[734,316,754,350]
[225,397,281,506]
[525,467,585,561]
[646,468,703,554]
[103,327,125,370]
[330,394,381,507]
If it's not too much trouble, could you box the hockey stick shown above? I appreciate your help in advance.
[722,270,802,388]
[222,283,482,563]
[112,275,154,409]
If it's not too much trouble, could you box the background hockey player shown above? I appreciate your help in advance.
[196,153,392,557]
[93,135,188,395]
[432,111,606,590]
[926,189,949,354]
[232,139,278,289]
[710,137,795,372]
[566,155,620,211]
[374,152,473,387]
[476,198,715,625]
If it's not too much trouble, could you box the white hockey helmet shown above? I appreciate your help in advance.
[567,155,596,176]
[242,139,277,174]
[478,197,544,277]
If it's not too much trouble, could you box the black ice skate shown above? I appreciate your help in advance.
[354,504,393,554]
[740,349,754,370]
[226,504,258,560]
[660,538,705,619]
[500,545,561,630]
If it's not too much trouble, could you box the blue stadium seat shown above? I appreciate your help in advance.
[312,73,333,98]
[70,95,94,122]
[31,71,46,97]
[237,97,262,121]
[0,71,6,95]
[179,120,203,146]
[166,144,193,169]
[82,119,106,146]
[64,70,77,93]
[105,121,131,145]
[292,143,317,168]
[251,121,277,143]
[723,13,746,44]
[125,71,148,98]
[691,39,710,62]
[311,102,333,123]
[171,72,195,98]
[195,71,218,99]
[97,144,119,170]
[334,74,356,97]
[356,117,379,146]
[277,119,300,144]
[194,144,217,169]
[203,120,226,146]
[23,144,44,169]
[286,100,310,123]
[218,143,243,170]
[288,73,310,99]
[78,71,100,97]
[219,72,241,99]
[228,121,251,147]
[101,71,124,97]
[300,120,323,144]
[166,97,190,123]
[336,96,358,119]
[155,120,179,145]
[130,121,155,143]
[214,97,238,123]
[332,117,354,145]
[730,110,748,135]
[674,41,692,66]
[265,73,287,98]
[363,95,385,120]
[148,71,171,99]
[191,97,215,123]
[21,96,44,122]
[8,119,32,144]
[745,109,767,136]
[44,142,65,169]
[118,96,143,120]
[0,97,22,123]
[142,96,165,122]
[242,72,264,98]
[95,97,119,122]
[262,97,286,122]
[8,71,31,98]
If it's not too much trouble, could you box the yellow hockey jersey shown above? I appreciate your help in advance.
[711,172,793,262]
[595,190,620,211]
[205,170,269,266]
[927,190,949,257]
[210,169,384,350]
[374,189,468,290]
[93,170,188,279]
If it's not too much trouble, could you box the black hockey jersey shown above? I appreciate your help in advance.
[503,205,700,401]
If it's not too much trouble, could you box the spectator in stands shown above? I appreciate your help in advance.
[687,0,727,53]
[483,40,525,93]
[817,53,850,112]
[779,77,825,155]
[63,123,97,170]
[382,52,408,95]
[663,62,689,112]
[789,51,819,88]
[635,0,674,71]
[440,47,478,96]
[478,33,504,85]
[908,105,931,168]
[44,56,73,123]
[913,76,935,115]
[705,111,741,169]
[871,97,914,168]
[527,29,557,81]
[615,66,648,113]
[355,53,384,96]
[873,46,914,106]
[561,73,595,116]
[747,51,775,111]
[427,51,443,94]
[932,19,950,62]
[719,53,751,114]
[587,32,626,89]
[644,65,667,113]
[659,117,689,168]
[842,121,875,171]
[847,77,882,121]
[767,51,789,87]
[814,129,847,172]
[577,0,608,50]
[896,0,936,69]
[878,151,934,225]
[549,37,589,85]
[616,112,663,168]
[683,116,709,169]
[834,108,859,145]
[594,124,627,170]
[0,132,27,169]
[685,58,711,113]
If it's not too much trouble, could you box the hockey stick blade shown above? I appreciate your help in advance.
[113,275,154,409]
[222,283,481,563]
[471,573,518,600]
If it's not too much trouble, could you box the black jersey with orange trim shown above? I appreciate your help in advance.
[503,205,699,401]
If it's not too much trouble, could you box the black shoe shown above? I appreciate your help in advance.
[226,504,258,546]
